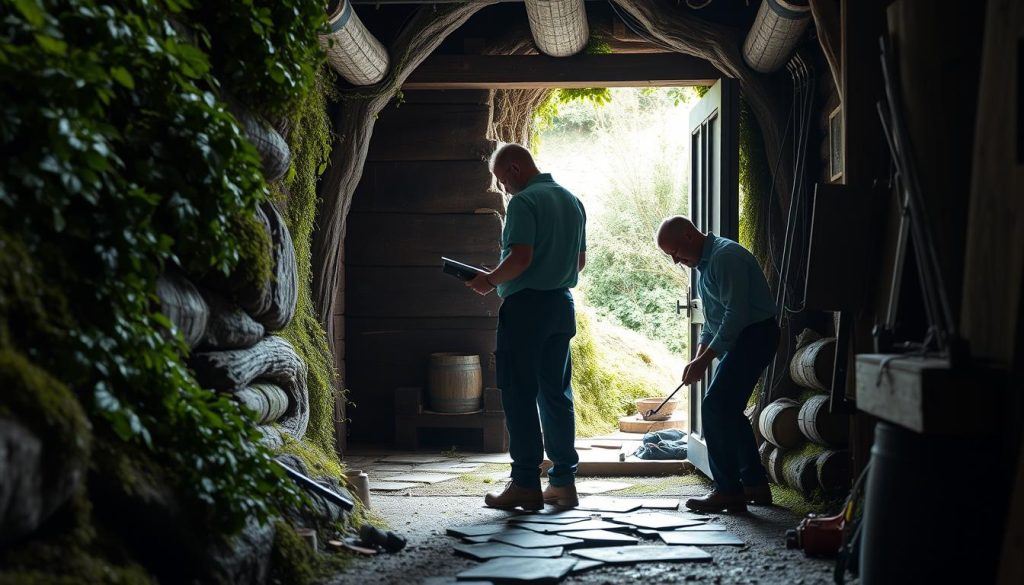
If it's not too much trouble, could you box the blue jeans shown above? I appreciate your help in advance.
[702,318,779,494]
[496,288,578,490]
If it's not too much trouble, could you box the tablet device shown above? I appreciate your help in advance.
[441,256,487,281]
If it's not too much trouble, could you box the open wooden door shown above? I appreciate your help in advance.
[686,78,739,478]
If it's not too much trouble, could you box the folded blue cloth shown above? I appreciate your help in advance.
[634,429,689,460]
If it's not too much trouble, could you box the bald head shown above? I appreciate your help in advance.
[656,216,705,269]
[490,143,540,194]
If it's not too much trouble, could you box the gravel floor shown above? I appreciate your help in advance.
[325,494,838,585]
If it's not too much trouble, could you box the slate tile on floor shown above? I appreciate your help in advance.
[453,543,564,560]
[490,531,584,549]
[570,545,713,564]
[510,510,595,523]
[515,519,628,534]
[457,557,578,583]
[676,523,727,531]
[462,528,536,544]
[640,498,682,510]
[508,516,589,526]
[570,559,605,573]
[610,512,707,530]
[576,497,642,513]
[446,523,511,538]
[658,530,746,546]
[561,529,639,546]
[640,524,727,534]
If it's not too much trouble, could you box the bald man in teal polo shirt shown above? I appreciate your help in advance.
[467,143,586,511]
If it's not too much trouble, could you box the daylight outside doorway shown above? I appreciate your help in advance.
[531,86,703,451]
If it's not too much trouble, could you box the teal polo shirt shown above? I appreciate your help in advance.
[695,233,777,354]
[497,174,587,298]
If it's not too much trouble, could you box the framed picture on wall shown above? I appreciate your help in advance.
[829,106,843,182]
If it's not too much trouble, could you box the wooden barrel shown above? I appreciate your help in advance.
[798,394,850,447]
[758,398,803,449]
[783,451,819,496]
[428,353,482,413]
[767,447,787,485]
[789,337,836,391]
[816,450,850,494]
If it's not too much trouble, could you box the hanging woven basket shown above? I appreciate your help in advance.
[525,0,589,57]
[319,0,389,86]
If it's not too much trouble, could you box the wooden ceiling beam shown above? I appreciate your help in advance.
[402,53,721,89]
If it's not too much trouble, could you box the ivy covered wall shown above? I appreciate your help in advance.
[0,0,343,581]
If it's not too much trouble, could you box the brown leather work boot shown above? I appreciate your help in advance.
[542,483,579,509]
[484,482,544,511]
[745,483,773,505]
[684,491,748,513]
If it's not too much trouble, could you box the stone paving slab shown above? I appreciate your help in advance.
[412,462,485,473]
[377,454,449,464]
[383,472,460,484]
[368,481,421,491]
[575,480,634,495]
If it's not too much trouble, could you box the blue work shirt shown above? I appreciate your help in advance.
[695,233,777,355]
[498,174,586,298]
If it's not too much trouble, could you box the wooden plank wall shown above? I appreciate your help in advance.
[343,90,504,444]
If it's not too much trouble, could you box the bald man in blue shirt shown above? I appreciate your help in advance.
[657,216,779,513]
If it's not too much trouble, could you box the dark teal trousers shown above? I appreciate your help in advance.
[702,318,779,494]
[496,288,578,489]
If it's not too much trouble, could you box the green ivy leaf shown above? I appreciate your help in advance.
[13,0,45,27]
[110,66,135,89]
[34,34,67,56]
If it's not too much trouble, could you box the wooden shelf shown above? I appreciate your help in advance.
[855,354,1005,435]
[394,386,508,452]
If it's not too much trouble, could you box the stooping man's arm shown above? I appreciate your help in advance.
[681,252,750,385]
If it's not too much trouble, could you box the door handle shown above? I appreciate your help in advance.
[689,297,706,325]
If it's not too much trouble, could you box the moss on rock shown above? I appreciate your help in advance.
[228,211,275,295]
[738,98,773,273]
[0,346,90,470]
[0,494,153,585]
[269,521,316,585]
[277,70,345,476]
